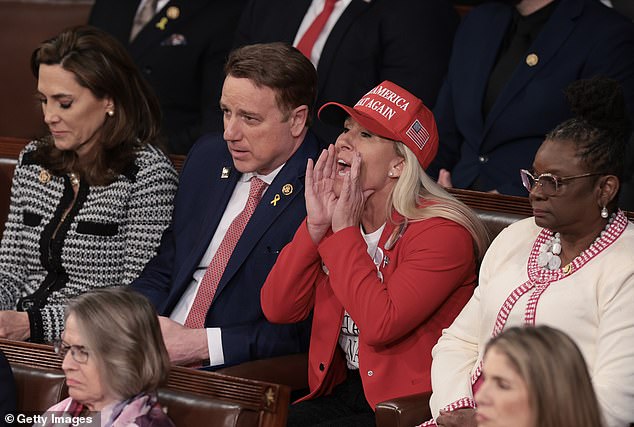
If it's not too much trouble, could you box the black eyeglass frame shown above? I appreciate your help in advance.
[520,169,605,196]
[54,340,90,364]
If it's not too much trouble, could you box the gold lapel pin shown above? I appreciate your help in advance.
[526,53,539,67]
[281,183,293,196]
[270,194,281,206]
[166,6,180,19]
[39,169,51,184]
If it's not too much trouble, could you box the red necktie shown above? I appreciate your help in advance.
[184,177,267,329]
[296,0,338,59]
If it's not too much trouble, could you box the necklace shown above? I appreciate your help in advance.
[68,173,80,187]
[537,212,616,271]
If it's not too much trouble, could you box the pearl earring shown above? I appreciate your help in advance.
[388,171,394,177]
[601,206,609,219]
[107,110,114,117]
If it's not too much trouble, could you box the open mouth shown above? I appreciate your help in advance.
[337,159,351,176]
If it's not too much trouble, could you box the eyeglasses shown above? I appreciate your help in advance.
[520,169,604,196]
[54,340,90,364]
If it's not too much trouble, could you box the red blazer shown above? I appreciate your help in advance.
[261,214,477,408]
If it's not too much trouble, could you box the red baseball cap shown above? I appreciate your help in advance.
[318,80,439,169]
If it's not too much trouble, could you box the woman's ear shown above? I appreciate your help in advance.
[104,97,115,115]
[597,175,620,206]
[389,158,405,178]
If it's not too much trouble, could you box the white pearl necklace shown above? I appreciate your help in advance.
[538,213,615,271]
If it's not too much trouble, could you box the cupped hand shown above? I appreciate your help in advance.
[332,152,373,233]
[305,145,338,244]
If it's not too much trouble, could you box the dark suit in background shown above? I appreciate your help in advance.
[429,0,634,200]
[0,350,16,427]
[234,0,459,147]
[89,0,247,154]
[132,133,319,368]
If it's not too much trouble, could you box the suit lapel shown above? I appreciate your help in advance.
[469,6,512,135]
[281,0,314,42]
[172,156,240,293]
[317,0,370,95]
[105,0,141,44]
[484,0,581,134]
[129,0,206,59]
[212,133,319,302]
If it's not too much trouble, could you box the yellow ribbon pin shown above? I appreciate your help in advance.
[156,17,168,30]
[270,194,281,206]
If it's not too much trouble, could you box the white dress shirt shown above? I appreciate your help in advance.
[170,164,282,366]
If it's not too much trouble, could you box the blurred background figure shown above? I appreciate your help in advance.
[425,77,634,427]
[0,26,177,344]
[234,0,459,147]
[429,0,634,208]
[475,325,603,427]
[43,287,173,427]
[0,349,16,427]
[89,0,248,154]
[262,80,489,426]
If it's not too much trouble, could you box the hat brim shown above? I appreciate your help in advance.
[318,102,401,142]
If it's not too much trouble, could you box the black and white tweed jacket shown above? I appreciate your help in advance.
[0,141,178,342]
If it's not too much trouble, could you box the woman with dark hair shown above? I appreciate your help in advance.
[41,287,174,426]
[0,26,177,343]
[424,77,634,427]
[475,325,603,427]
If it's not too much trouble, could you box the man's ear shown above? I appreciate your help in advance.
[289,105,309,137]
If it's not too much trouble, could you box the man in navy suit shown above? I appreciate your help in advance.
[234,0,459,148]
[132,43,319,368]
[89,0,248,154]
[429,0,634,203]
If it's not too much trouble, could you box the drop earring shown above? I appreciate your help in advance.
[601,206,609,219]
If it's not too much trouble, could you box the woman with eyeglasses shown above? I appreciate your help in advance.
[42,288,174,427]
[424,77,634,427]
[261,81,489,426]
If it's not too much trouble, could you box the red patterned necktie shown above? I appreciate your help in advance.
[184,177,267,328]
[296,0,338,60]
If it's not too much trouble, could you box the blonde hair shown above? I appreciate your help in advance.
[485,326,604,427]
[389,142,489,259]
[66,287,170,399]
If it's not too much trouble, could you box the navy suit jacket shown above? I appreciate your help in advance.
[132,132,320,368]
[234,0,458,147]
[0,350,16,427]
[430,0,634,196]
[89,0,247,154]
